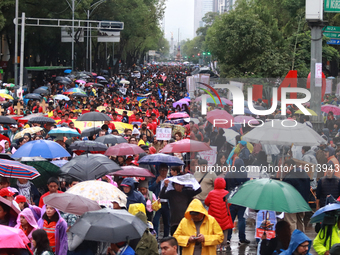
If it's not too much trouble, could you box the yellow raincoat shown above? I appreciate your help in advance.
[173,199,224,255]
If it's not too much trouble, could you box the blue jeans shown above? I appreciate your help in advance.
[152,202,170,238]
[227,204,246,241]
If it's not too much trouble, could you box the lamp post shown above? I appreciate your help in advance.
[14,0,19,86]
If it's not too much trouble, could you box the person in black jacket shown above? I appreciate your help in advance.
[282,159,310,233]
[13,178,41,206]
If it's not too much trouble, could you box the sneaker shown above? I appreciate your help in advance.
[238,239,251,245]
[221,246,227,252]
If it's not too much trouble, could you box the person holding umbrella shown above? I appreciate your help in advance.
[280,229,312,255]
[15,208,39,248]
[120,178,146,210]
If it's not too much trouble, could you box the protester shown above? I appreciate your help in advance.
[15,208,39,248]
[32,229,54,255]
[160,237,179,255]
[39,177,63,208]
[120,177,146,210]
[280,229,312,255]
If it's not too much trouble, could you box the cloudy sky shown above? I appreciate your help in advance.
[163,0,195,43]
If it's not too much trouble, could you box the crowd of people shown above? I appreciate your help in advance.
[1,64,340,255]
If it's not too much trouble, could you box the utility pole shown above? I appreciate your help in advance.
[72,0,75,71]
[306,0,324,130]
[19,12,25,91]
[86,10,89,71]
[14,0,19,86]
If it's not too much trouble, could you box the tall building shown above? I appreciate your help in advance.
[194,0,214,36]
[218,0,235,14]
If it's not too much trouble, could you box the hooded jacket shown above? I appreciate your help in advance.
[205,178,233,230]
[134,212,158,255]
[37,205,68,255]
[173,199,224,255]
[121,178,146,209]
[313,224,340,255]
[280,229,312,255]
[15,208,39,245]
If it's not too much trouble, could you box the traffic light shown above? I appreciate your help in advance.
[198,53,200,56]
[192,55,195,57]
[207,52,211,55]
[203,52,206,55]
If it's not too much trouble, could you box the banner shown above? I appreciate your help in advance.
[198,146,217,165]
[255,210,277,240]
[115,109,134,117]
[156,128,172,140]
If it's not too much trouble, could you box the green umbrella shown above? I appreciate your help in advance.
[228,179,311,213]
[20,157,61,189]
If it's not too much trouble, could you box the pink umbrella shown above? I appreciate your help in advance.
[0,225,30,248]
[321,105,340,115]
[160,139,212,153]
[221,98,233,106]
[111,166,155,178]
[168,112,189,119]
[105,143,145,156]
[92,73,97,76]
[182,98,190,102]
[75,80,86,84]
[173,99,189,108]
[85,82,94,87]
[207,109,234,128]
[234,116,259,124]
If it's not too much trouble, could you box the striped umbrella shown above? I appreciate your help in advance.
[0,159,40,180]
[63,88,86,95]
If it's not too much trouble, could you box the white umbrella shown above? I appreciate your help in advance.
[119,80,130,85]
[223,129,239,146]
[242,120,326,146]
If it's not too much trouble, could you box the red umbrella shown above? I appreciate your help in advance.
[168,112,189,119]
[160,139,212,153]
[105,143,145,156]
[207,109,234,128]
[111,166,155,178]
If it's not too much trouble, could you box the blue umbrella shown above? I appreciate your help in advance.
[64,69,72,74]
[12,140,71,159]
[310,203,340,223]
[137,153,184,166]
[48,127,80,138]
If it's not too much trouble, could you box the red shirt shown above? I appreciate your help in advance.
[152,118,160,126]
[32,106,43,113]
[39,190,64,208]
[7,106,15,115]
[108,123,116,131]
[147,123,157,134]
[60,119,72,124]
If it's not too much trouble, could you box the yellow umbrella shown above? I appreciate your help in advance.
[14,127,44,140]
[0,94,13,100]
[294,109,317,116]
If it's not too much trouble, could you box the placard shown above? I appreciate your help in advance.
[156,128,172,140]
[198,146,217,165]
[255,210,277,240]
[315,63,323,87]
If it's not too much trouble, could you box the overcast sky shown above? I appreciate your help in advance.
[163,0,195,43]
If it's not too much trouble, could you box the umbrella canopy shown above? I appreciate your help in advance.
[92,83,104,87]
[242,120,326,146]
[69,141,108,152]
[43,193,101,216]
[119,80,130,84]
[12,140,71,159]
[77,112,112,122]
[207,109,234,129]
[95,134,128,145]
[105,143,145,156]
[223,128,239,146]
[69,208,146,243]
[75,80,86,84]
[14,127,44,140]
[64,88,86,95]
[137,153,184,166]
[0,93,13,100]
[64,69,72,74]
[54,94,70,101]
[0,116,17,125]
[111,166,155,178]
[160,139,212,153]
[173,99,189,108]
[0,196,20,218]
[310,203,340,224]
[48,127,80,138]
[228,179,311,213]
[51,159,69,167]
[20,157,61,189]
[321,105,340,115]
[168,112,190,119]
[72,92,88,97]
[97,76,106,80]
[33,88,49,95]
[67,180,127,207]
[0,158,40,180]
[24,93,42,100]
[0,225,30,249]
[60,153,121,181]
[81,127,101,137]
[28,116,56,125]
[294,109,318,116]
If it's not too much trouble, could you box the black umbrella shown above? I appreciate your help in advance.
[69,208,147,243]
[98,80,108,84]
[72,93,88,97]
[28,116,56,125]
[92,83,104,87]
[24,93,42,100]
[0,116,17,125]
[60,153,121,181]
[81,127,101,137]
[33,88,49,95]
[59,80,71,85]
[95,134,127,145]
[69,141,108,151]
[77,112,112,122]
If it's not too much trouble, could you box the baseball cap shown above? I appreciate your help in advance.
[0,187,15,197]
[14,195,27,203]
[323,147,330,152]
